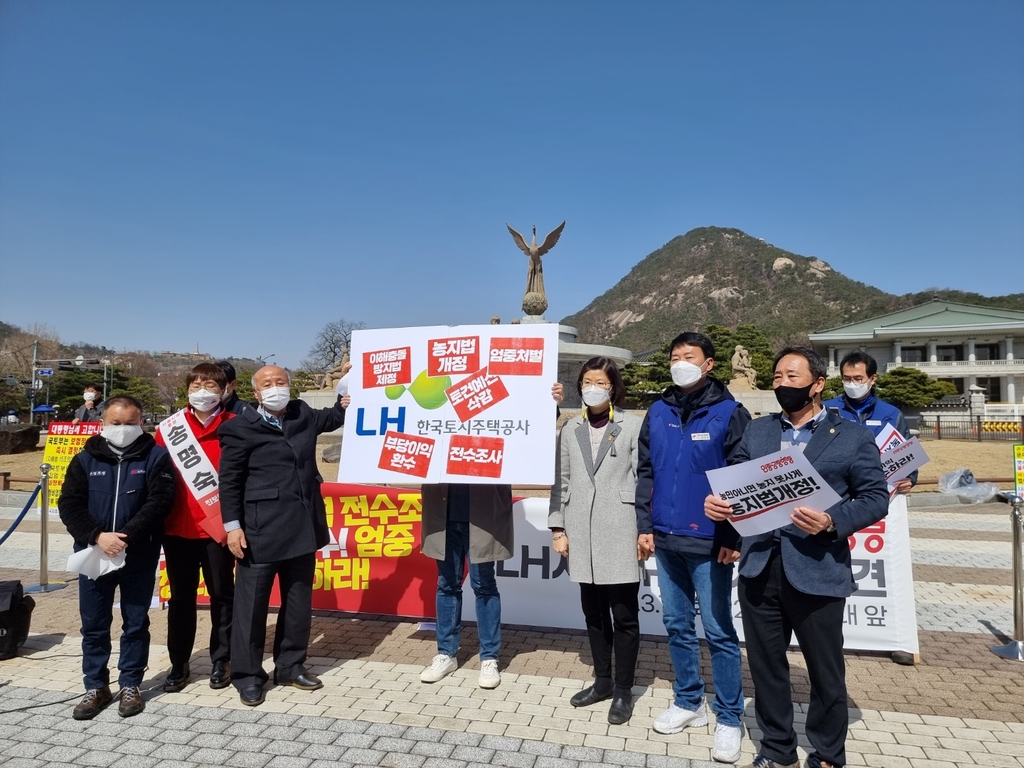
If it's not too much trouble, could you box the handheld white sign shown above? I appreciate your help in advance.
[706,447,842,537]
[338,324,560,485]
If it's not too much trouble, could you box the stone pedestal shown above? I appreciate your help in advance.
[0,425,42,455]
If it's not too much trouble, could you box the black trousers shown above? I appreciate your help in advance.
[579,581,640,693]
[163,535,235,667]
[231,553,316,689]
[739,548,848,767]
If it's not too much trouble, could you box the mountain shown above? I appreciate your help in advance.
[560,226,1024,352]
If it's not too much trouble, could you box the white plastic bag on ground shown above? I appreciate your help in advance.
[938,468,1000,504]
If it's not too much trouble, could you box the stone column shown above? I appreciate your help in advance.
[928,340,937,364]
[893,340,902,366]
[828,346,836,373]
[1007,336,1015,361]
[967,338,976,362]
[1009,375,1019,404]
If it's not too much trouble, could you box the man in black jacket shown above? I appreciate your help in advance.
[58,395,176,720]
[216,360,252,416]
[219,365,349,706]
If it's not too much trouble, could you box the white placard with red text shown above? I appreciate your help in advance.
[467,494,919,654]
[338,325,560,485]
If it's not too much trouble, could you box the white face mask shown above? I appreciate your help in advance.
[581,385,611,407]
[83,392,97,402]
[671,360,705,389]
[843,381,872,400]
[102,424,143,448]
[221,385,235,403]
[259,385,291,412]
[189,389,222,412]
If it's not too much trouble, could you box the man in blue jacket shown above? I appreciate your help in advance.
[706,348,889,768]
[635,332,751,764]
[59,395,176,720]
[823,351,916,494]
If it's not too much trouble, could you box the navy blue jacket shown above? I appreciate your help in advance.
[734,410,889,598]
[636,378,750,555]
[58,433,176,550]
[823,393,917,485]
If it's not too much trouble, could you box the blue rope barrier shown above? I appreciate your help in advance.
[0,484,43,548]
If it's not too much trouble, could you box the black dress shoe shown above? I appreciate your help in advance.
[607,692,634,725]
[163,663,191,693]
[209,661,231,690]
[274,671,323,691]
[72,686,113,720]
[570,683,614,708]
[239,685,265,707]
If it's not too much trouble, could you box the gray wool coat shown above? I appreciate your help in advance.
[420,484,514,564]
[548,409,643,585]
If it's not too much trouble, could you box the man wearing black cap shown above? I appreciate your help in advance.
[215,361,250,416]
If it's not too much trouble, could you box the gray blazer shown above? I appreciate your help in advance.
[735,410,889,598]
[420,484,514,564]
[548,410,643,585]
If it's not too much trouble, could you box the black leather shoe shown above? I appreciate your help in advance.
[274,671,323,691]
[570,683,613,708]
[209,661,231,690]
[72,686,113,720]
[891,651,915,666]
[163,663,191,693]
[239,685,265,707]
[607,692,634,725]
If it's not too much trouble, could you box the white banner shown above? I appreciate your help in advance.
[464,495,919,654]
[339,325,560,485]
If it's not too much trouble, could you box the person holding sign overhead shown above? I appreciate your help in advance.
[155,363,238,693]
[419,381,564,690]
[548,357,643,724]
[705,347,888,768]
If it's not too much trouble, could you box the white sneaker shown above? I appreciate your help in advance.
[652,700,709,734]
[712,722,744,763]
[478,659,500,689]
[420,654,457,683]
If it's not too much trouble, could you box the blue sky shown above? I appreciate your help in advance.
[1,1,1021,368]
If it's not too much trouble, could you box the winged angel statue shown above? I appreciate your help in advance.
[506,220,566,317]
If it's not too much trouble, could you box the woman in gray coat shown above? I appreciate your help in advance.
[549,357,643,725]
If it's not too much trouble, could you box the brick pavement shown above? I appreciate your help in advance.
[1,496,1023,767]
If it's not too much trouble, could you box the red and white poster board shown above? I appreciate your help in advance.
[338,325,560,485]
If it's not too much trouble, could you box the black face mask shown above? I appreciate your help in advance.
[774,383,815,414]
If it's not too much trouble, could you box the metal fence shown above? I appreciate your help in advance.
[918,415,1024,441]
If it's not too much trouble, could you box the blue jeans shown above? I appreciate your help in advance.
[656,547,744,726]
[435,520,501,660]
[78,539,161,690]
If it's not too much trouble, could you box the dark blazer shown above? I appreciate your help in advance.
[734,409,888,598]
[219,398,345,563]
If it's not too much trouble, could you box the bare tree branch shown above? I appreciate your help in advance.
[301,318,366,374]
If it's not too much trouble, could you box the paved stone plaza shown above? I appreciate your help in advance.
[1,494,1022,768]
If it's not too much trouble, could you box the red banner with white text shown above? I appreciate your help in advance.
[158,483,438,618]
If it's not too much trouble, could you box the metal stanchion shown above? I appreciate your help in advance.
[25,462,67,594]
[991,492,1024,662]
